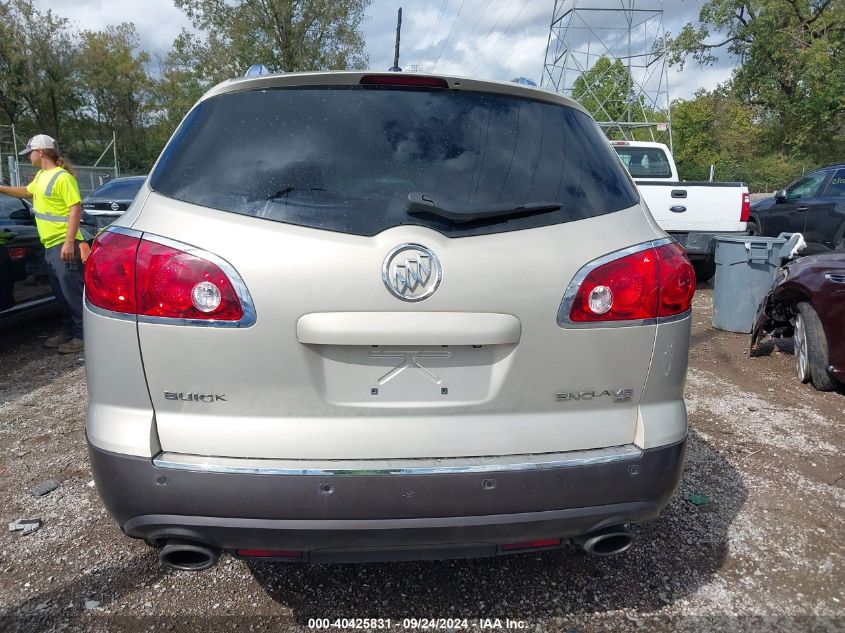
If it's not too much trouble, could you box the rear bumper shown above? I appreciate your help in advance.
[671,230,746,258]
[89,438,686,562]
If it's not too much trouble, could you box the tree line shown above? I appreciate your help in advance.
[574,0,843,191]
[0,0,371,172]
[1,0,841,191]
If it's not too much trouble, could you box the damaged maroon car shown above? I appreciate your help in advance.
[751,250,845,391]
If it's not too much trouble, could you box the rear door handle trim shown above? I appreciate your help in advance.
[669,205,687,213]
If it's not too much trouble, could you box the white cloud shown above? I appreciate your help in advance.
[32,0,738,99]
[365,0,738,100]
[36,0,192,55]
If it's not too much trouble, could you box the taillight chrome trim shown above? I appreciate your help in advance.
[557,237,689,329]
[84,226,257,328]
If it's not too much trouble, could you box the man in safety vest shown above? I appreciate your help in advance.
[0,135,85,353]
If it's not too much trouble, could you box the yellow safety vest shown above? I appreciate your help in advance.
[27,168,83,248]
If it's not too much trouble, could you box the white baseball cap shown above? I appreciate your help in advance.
[19,134,58,155]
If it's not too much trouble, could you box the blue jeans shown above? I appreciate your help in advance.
[44,241,85,339]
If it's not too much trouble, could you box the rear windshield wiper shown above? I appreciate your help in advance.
[406,192,562,223]
[263,186,327,201]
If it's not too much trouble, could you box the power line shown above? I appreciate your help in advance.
[420,0,450,69]
[463,0,494,45]
[470,0,533,75]
[468,0,517,71]
[432,0,468,71]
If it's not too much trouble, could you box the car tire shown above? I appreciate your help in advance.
[794,302,837,391]
[746,219,759,236]
[692,259,716,282]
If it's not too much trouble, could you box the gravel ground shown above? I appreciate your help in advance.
[1,286,843,633]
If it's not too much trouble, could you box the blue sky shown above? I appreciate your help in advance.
[39,0,736,100]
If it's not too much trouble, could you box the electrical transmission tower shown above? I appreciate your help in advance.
[541,1,672,150]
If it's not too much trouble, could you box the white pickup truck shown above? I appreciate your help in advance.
[611,141,749,281]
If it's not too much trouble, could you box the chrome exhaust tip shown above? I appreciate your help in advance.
[159,539,221,571]
[574,525,633,557]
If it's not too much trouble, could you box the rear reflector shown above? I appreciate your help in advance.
[235,549,302,558]
[360,74,449,89]
[565,241,695,324]
[502,538,561,551]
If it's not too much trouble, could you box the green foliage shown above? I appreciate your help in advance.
[572,56,634,123]
[671,88,819,191]
[571,55,668,142]
[0,0,371,172]
[172,0,371,84]
[666,0,845,161]
[0,0,80,137]
[77,24,153,169]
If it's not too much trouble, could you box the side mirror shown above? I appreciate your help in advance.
[774,189,787,203]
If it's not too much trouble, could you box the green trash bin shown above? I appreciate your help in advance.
[712,235,787,333]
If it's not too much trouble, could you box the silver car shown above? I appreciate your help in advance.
[83,72,694,571]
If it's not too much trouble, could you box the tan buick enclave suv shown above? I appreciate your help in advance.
[84,71,693,570]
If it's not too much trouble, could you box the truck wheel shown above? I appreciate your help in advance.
[692,259,716,282]
[746,219,759,236]
[794,303,836,391]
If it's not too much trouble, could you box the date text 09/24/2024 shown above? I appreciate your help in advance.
[307,618,528,630]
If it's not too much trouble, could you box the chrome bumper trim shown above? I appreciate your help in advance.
[152,444,643,476]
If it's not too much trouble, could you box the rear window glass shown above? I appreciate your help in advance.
[823,170,845,197]
[150,86,639,237]
[613,147,672,178]
[87,179,144,201]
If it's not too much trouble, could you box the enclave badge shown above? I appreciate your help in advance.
[556,388,634,403]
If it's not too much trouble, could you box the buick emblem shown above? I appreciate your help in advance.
[382,243,442,302]
[110,202,120,211]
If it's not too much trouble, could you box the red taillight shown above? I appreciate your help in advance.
[84,232,139,313]
[570,249,659,322]
[84,231,244,322]
[501,538,561,551]
[740,192,750,222]
[360,74,449,89]
[7,247,27,261]
[136,240,242,321]
[568,242,694,323]
[656,242,696,317]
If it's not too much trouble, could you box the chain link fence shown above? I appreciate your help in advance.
[17,164,133,199]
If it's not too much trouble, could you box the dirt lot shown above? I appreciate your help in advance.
[1,285,843,633]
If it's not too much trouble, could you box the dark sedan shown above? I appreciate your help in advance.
[751,250,845,391]
[0,194,55,326]
[81,175,146,233]
[749,164,845,250]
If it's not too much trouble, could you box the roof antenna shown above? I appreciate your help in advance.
[389,7,402,71]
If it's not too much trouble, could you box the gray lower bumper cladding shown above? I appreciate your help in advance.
[88,439,686,562]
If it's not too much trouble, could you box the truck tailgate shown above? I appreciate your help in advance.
[637,181,747,233]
